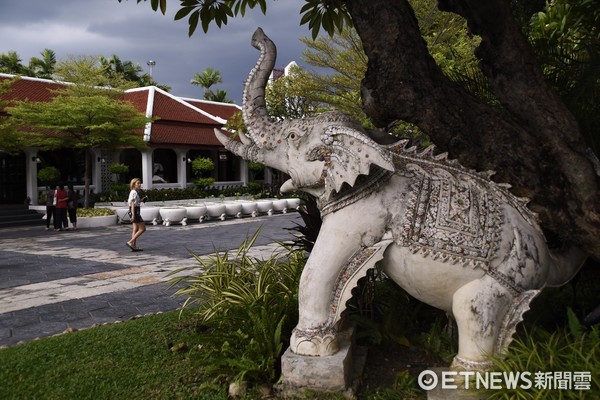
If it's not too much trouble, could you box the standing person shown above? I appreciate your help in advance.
[67,183,78,231]
[127,178,146,251]
[54,184,68,231]
[44,185,55,231]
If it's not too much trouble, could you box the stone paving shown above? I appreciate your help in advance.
[0,212,301,347]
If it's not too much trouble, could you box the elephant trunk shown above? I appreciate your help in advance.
[243,28,279,149]
[214,128,286,171]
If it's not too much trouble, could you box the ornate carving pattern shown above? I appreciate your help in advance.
[399,173,503,268]
[328,247,377,322]
[451,356,494,371]
[291,326,337,341]
[385,141,537,269]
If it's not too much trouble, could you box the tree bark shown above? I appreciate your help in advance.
[346,0,600,259]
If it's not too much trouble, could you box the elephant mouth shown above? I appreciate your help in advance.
[287,167,326,191]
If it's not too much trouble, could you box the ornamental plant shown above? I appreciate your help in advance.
[167,229,305,385]
[191,156,215,188]
[488,309,599,399]
[37,166,60,186]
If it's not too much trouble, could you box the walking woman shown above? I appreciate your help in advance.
[126,178,146,251]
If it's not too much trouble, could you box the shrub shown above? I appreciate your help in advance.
[194,177,216,189]
[191,157,215,175]
[77,208,115,217]
[248,162,264,172]
[108,163,129,175]
[167,229,305,385]
[488,309,599,399]
[37,166,60,186]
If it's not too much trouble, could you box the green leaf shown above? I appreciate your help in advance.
[181,0,198,6]
[188,10,200,36]
[311,14,322,40]
[174,6,194,21]
[567,307,583,339]
[258,0,266,14]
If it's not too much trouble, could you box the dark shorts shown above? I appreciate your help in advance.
[131,206,144,223]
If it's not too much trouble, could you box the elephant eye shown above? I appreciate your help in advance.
[289,133,297,140]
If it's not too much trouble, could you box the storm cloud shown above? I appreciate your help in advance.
[0,0,312,103]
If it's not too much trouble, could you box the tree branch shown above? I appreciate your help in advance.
[346,0,600,258]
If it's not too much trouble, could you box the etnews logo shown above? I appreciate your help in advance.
[418,370,593,391]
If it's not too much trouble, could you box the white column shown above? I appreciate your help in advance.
[176,150,188,189]
[141,149,153,189]
[264,167,273,185]
[239,158,248,186]
[25,148,39,205]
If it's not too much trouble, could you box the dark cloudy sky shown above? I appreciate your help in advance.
[0,0,312,103]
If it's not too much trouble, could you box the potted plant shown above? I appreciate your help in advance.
[191,156,215,189]
[37,166,61,203]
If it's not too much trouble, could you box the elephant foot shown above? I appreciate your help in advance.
[450,355,494,372]
[290,327,339,356]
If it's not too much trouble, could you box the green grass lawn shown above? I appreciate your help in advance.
[0,311,227,400]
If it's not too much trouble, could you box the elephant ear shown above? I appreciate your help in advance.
[321,126,395,197]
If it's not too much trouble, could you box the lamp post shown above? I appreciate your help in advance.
[147,60,156,78]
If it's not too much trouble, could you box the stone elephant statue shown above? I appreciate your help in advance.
[215,28,586,371]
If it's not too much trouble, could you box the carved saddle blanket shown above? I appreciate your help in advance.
[394,163,504,269]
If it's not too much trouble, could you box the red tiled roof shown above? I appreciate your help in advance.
[150,123,223,146]
[123,90,149,114]
[0,75,65,106]
[0,75,232,148]
[183,98,241,120]
[152,91,219,124]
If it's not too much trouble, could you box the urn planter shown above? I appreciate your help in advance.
[256,200,273,215]
[272,199,288,213]
[240,200,259,217]
[183,205,207,223]
[205,203,227,221]
[115,207,131,224]
[224,202,243,218]
[285,198,301,211]
[159,207,187,226]
[139,206,160,225]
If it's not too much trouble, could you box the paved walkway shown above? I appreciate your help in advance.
[0,212,301,347]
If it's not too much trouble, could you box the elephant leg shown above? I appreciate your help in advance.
[450,275,513,371]
[290,225,363,356]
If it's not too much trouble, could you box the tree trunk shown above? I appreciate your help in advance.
[346,0,600,259]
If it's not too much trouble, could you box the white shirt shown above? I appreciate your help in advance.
[128,190,140,207]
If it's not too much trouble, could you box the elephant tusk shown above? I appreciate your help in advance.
[214,128,236,149]
[280,179,297,193]
[238,130,253,146]
[214,128,265,164]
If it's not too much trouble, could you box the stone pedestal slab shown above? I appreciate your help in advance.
[278,328,361,396]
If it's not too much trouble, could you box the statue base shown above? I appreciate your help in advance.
[276,327,366,397]
[426,367,488,400]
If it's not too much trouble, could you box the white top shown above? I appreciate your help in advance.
[128,189,140,207]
